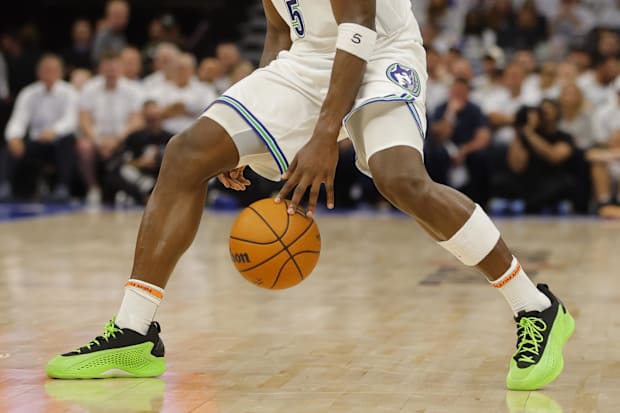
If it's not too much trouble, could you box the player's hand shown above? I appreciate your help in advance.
[275,136,338,218]
[218,166,251,191]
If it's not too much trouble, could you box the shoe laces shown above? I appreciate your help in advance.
[76,318,124,353]
[515,316,547,364]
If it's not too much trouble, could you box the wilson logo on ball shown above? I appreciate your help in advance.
[231,252,251,264]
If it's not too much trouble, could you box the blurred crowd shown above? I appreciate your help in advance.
[0,0,256,206]
[414,0,620,217]
[0,0,619,217]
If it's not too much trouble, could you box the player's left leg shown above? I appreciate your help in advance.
[361,103,574,390]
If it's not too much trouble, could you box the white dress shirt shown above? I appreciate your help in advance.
[592,97,620,145]
[80,77,143,139]
[5,80,78,141]
[143,71,167,92]
[578,72,615,109]
[147,80,217,134]
[472,86,527,144]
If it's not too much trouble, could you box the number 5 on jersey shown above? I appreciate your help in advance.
[285,0,305,38]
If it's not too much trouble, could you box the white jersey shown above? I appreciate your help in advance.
[270,0,423,58]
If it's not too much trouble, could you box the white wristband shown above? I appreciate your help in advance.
[336,23,377,62]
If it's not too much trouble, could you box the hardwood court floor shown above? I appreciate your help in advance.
[0,209,618,412]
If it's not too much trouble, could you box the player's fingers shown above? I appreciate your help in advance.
[276,174,300,203]
[325,175,335,210]
[306,179,322,218]
[281,158,298,181]
[239,177,251,186]
[289,179,309,215]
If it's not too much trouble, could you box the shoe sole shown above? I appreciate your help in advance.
[507,307,575,391]
[46,343,166,379]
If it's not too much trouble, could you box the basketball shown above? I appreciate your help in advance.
[228,198,321,290]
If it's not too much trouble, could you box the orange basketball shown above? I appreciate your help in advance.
[229,198,321,290]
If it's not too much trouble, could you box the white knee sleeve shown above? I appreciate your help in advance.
[438,204,500,266]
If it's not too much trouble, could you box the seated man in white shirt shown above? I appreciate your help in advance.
[198,57,230,95]
[78,51,143,204]
[1,54,78,202]
[147,53,216,135]
[577,54,618,109]
[142,43,179,91]
[473,63,528,145]
[587,80,620,217]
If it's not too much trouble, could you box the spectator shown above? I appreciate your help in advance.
[230,60,255,84]
[142,18,166,67]
[488,0,517,51]
[493,102,575,213]
[69,68,93,91]
[120,46,143,82]
[78,51,143,205]
[142,42,179,91]
[461,6,497,65]
[567,47,592,77]
[425,78,491,204]
[450,57,474,82]
[513,1,550,51]
[92,0,130,64]
[61,19,93,74]
[596,29,620,59]
[559,82,596,213]
[474,63,528,144]
[588,80,620,217]
[423,0,466,50]
[425,47,450,115]
[577,54,619,109]
[198,57,229,94]
[559,82,595,150]
[472,46,505,91]
[553,0,596,40]
[521,62,560,105]
[1,54,78,202]
[556,61,580,89]
[147,53,216,135]
[1,27,42,97]
[215,42,240,90]
[106,101,172,205]
[120,46,145,102]
[513,49,538,82]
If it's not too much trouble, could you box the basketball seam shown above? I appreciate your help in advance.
[235,220,317,273]
[247,204,307,281]
[271,250,321,288]
[229,236,280,245]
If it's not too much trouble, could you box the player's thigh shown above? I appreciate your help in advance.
[346,101,427,178]
[203,67,321,181]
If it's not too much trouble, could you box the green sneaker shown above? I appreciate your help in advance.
[506,284,575,391]
[46,319,166,379]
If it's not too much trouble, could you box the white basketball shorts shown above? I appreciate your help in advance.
[203,37,428,181]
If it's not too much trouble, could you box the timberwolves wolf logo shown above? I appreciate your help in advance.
[386,63,421,97]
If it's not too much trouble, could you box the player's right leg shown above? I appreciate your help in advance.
[46,117,240,379]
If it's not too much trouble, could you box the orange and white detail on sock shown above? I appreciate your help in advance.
[491,261,522,289]
[125,280,164,299]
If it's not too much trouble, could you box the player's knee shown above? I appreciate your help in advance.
[373,169,432,209]
[162,133,189,167]
[159,131,206,184]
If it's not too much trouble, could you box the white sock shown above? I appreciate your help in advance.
[115,279,164,335]
[490,257,551,316]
